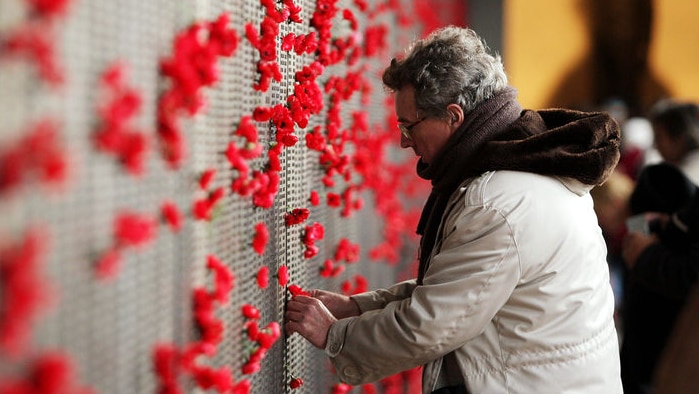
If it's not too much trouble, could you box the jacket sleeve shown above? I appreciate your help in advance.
[350,279,417,313]
[325,201,521,385]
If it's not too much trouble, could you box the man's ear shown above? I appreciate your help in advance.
[446,103,464,128]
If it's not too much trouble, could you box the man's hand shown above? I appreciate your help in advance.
[309,289,361,319]
[285,295,337,349]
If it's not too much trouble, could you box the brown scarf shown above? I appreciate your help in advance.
[415,87,620,284]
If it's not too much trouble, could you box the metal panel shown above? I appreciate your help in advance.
[0,0,422,392]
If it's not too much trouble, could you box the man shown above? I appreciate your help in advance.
[285,26,623,393]
[621,163,699,393]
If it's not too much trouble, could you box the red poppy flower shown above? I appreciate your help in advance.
[191,365,233,392]
[288,284,309,297]
[242,304,260,320]
[281,33,296,51]
[207,255,234,304]
[331,383,353,394]
[199,169,216,190]
[342,9,358,31]
[252,222,269,256]
[256,321,281,349]
[156,13,239,168]
[114,211,156,247]
[334,238,360,263]
[160,201,183,232]
[232,380,251,394]
[277,265,289,287]
[248,347,267,364]
[353,0,368,11]
[252,171,280,209]
[0,119,69,194]
[235,115,259,143]
[208,12,239,57]
[303,244,320,259]
[192,198,213,221]
[0,229,52,355]
[256,266,269,289]
[289,377,304,389]
[304,222,325,243]
[241,360,260,375]
[2,24,64,86]
[305,126,327,151]
[26,0,72,18]
[309,190,320,206]
[245,321,259,341]
[94,247,122,280]
[153,343,181,389]
[319,259,335,278]
[282,0,303,23]
[30,351,91,394]
[327,192,341,207]
[284,208,310,226]
[364,24,388,57]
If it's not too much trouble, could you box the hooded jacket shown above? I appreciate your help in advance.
[324,88,623,393]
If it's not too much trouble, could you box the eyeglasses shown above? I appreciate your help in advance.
[398,117,426,140]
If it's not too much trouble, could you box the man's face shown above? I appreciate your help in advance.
[394,85,453,164]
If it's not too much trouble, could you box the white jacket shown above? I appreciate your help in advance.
[325,170,622,393]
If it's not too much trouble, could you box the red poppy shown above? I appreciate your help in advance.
[231,380,251,394]
[256,266,269,289]
[29,351,92,394]
[303,244,320,259]
[207,255,234,304]
[199,169,216,190]
[241,360,260,375]
[309,190,320,206]
[0,229,52,355]
[288,284,309,297]
[26,0,72,19]
[192,198,213,221]
[327,192,341,207]
[284,208,310,226]
[242,304,260,320]
[245,321,259,341]
[304,222,325,243]
[160,201,183,232]
[114,211,156,247]
[277,265,289,287]
[319,259,335,278]
[94,247,122,280]
[234,115,258,142]
[2,24,64,86]
[0,119,68,195]
[334,238,360,263]
[332,383,353,394]
[153,343,181,390]
[256,321,281,349]
[252,223,269,256]
[191,365,233,392]
[289,377,304,389]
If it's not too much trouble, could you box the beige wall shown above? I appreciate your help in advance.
[504,0,699,110]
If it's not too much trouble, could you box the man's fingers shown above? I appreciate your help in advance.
[285,310,304,323]
[290,295,316,304]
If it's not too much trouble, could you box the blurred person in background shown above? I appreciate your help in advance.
[286,26,622,394]
[649,101,699,184]
[621,163,699,394]
[591,169,635,319]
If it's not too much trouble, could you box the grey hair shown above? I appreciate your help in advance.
[382,26,508,118]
